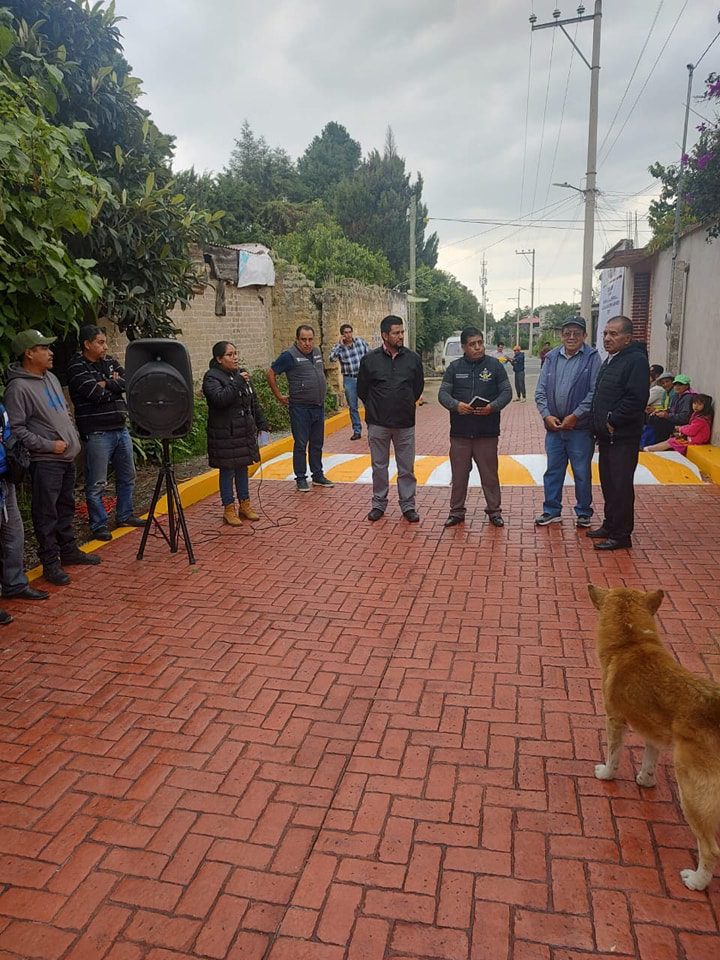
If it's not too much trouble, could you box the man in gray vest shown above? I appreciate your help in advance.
[267,325,334,492]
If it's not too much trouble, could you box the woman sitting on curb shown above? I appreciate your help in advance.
[643,394,713,455]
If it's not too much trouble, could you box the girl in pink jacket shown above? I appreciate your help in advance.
[643,394,713,454]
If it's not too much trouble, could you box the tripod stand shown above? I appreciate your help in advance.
[137,439,196,564]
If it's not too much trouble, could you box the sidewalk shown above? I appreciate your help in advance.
[1,396,719,959]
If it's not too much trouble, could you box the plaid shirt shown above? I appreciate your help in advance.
[329,337,370,378]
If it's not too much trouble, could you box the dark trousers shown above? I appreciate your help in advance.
[289,404,325,481]
[514,371,526,399]
[598,442,639,540]
[30,460,78,567]
[449,436,502,518]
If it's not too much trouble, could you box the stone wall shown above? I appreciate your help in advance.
[99,258,407,410]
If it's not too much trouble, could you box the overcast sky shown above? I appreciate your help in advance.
[115,0,716,317]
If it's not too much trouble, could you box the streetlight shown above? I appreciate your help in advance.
[533,2,602,339]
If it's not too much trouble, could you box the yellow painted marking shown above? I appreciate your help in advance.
[497,456,535,485]
[326,456,372,482]
[412,456,448,485]
[639,452,702,485]
[259,456,295,480]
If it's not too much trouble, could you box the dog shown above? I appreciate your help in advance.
[588,584,720,891]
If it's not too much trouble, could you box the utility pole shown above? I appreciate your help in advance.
[516,249,536,354]
[534,2,602,339]
[516,289,522,349]
[408,193,417,352]
[480,257,488,342]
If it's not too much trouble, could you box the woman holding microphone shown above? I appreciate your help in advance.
[202,341,269,526]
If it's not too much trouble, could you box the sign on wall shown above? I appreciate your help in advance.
[596,267,625,360]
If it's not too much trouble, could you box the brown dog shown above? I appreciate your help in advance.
[588,584,720,891]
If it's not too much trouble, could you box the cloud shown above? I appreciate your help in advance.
[115,0,715,315]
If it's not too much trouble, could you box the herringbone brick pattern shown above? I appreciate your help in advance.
[1,397,719,959]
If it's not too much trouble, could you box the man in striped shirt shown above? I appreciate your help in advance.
[329,324,370,440]
[67,326,144,541]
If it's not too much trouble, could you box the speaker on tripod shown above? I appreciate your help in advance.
[125,339,196,564]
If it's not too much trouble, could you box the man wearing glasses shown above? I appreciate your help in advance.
[534,317,601,528]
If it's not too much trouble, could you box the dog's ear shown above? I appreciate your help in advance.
[645,589,664,614]
[587,584,607,609]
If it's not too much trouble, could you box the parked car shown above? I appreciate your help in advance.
[441,335,462,370]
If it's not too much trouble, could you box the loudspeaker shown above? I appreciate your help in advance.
[125,339,194,439]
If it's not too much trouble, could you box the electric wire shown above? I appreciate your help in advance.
[599,0,691,168]
[598,1,665,157]
[544,22,579,207]
[531,27,556,215]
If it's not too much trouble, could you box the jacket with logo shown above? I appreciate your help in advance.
[438,354,512,438]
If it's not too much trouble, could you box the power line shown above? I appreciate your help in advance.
[531,27,556,214]
[598,1,665,156]
[544,22,579,207]
[599,0,690,167]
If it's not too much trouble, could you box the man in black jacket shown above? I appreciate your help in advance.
[357,316,424,522]
[438,326,512,527]
[67,326,144,541]
[589,316,650,551]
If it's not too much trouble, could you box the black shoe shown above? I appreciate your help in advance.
[350,433,362,441]
[0,610,13,625]
[60,550,101,566]
[575,516,593,528]
[594,537,632,551]
[587,527,610,539]
[312,476,335,487]
[117,515,145,528]
[43,566,71,586]
[2,586,49,601]
[296,478,310,492]
[92,526,113,542]
[403,510,420,523]
[489,515,505,527]
[444,516,464,528]
[367,508,385,522]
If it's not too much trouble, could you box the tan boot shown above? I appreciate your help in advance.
[223,504,242,526]
[238,499,259,521]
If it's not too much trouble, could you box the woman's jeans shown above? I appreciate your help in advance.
[85,428,136,531]
[219,466,249,505]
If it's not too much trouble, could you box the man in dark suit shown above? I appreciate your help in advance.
[589,316,650,551]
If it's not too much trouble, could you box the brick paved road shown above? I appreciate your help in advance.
[1,397,719,959]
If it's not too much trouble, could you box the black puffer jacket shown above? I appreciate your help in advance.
[591,342,649,444]
[202,362,268,469]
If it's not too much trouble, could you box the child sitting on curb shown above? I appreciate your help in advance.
[643,394,713,455]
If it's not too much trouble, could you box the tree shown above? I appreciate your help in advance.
[0,9,108,363]
[414,266,480,353]
[333,126,439,280]
[274,219,392,287]
[4,1,219,340]
[648,72,720,249]
[297,121,361,201]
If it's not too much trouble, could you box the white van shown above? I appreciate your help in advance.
[441,335,462,370]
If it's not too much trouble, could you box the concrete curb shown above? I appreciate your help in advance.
[26,406,353,581]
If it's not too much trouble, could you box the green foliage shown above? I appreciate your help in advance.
[2,0,221,343]
[275,219,392,287]
[648,73,720,248]
[297,122,361,201]
[0,12,108,364]
[414,265,481,353]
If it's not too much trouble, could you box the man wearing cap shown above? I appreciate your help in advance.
[4,330,101,585]
[646,375,694,442]
[68,324,144,541]
[534,317,601,528]
[589,315,650,551]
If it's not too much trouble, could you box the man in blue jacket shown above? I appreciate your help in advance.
[534,317,601,528]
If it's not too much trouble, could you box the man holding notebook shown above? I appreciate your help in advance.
[438,326,512,528]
